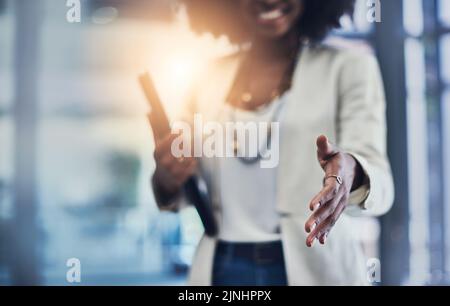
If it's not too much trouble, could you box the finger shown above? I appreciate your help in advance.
[309,181,340,211]
[316,135,339,161]
[177,157,197,175]
[165,164,188,188]
[171,154,196,173]
[318,232,328,245]
[175,159,198,185]
[305,189,343,233]
[312,197,348,245]
[306,230,318,248]
[159,156,178,176]
[185,158,198,174]
[317,199,347,245]
[153,165,181,190]
[167,155,194,175]
[154,133,180,160]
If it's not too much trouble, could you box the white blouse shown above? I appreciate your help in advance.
[218,97,287,242]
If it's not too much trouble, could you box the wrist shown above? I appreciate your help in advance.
[345,153,364,191]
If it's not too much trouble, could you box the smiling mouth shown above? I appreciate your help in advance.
[256,3,291,23]
[260,8,284,21]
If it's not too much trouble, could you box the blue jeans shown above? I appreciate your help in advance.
[212,240,288,286]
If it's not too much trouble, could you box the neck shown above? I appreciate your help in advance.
[249,31,302,61]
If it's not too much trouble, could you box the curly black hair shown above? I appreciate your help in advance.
[182,0,355,44]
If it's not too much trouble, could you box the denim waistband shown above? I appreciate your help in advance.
[216,240,284,264]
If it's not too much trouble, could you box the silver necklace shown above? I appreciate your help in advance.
[226,47,302,164]
[230,100,285,164]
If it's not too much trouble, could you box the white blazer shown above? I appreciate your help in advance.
[158,44,395,286]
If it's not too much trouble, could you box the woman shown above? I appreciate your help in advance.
[151,0,394,286]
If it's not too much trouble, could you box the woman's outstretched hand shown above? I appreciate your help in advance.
[304,135,363,247]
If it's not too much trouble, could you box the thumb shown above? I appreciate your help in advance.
[316,135,338,161]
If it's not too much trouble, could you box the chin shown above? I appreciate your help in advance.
[255,25,293,39]
[241,0,302,41]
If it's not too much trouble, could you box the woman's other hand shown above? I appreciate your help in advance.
[152,133,197,204]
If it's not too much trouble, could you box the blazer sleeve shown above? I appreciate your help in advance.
[336,52,395,217]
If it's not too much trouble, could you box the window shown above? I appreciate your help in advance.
[403,0,449,284]
[35,1,187,285]
[0,0,14,285]
[349,0,450,285]
[439,0,450,281]
[439,0,450,27]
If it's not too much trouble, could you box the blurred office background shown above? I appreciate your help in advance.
[0,0,449,285]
